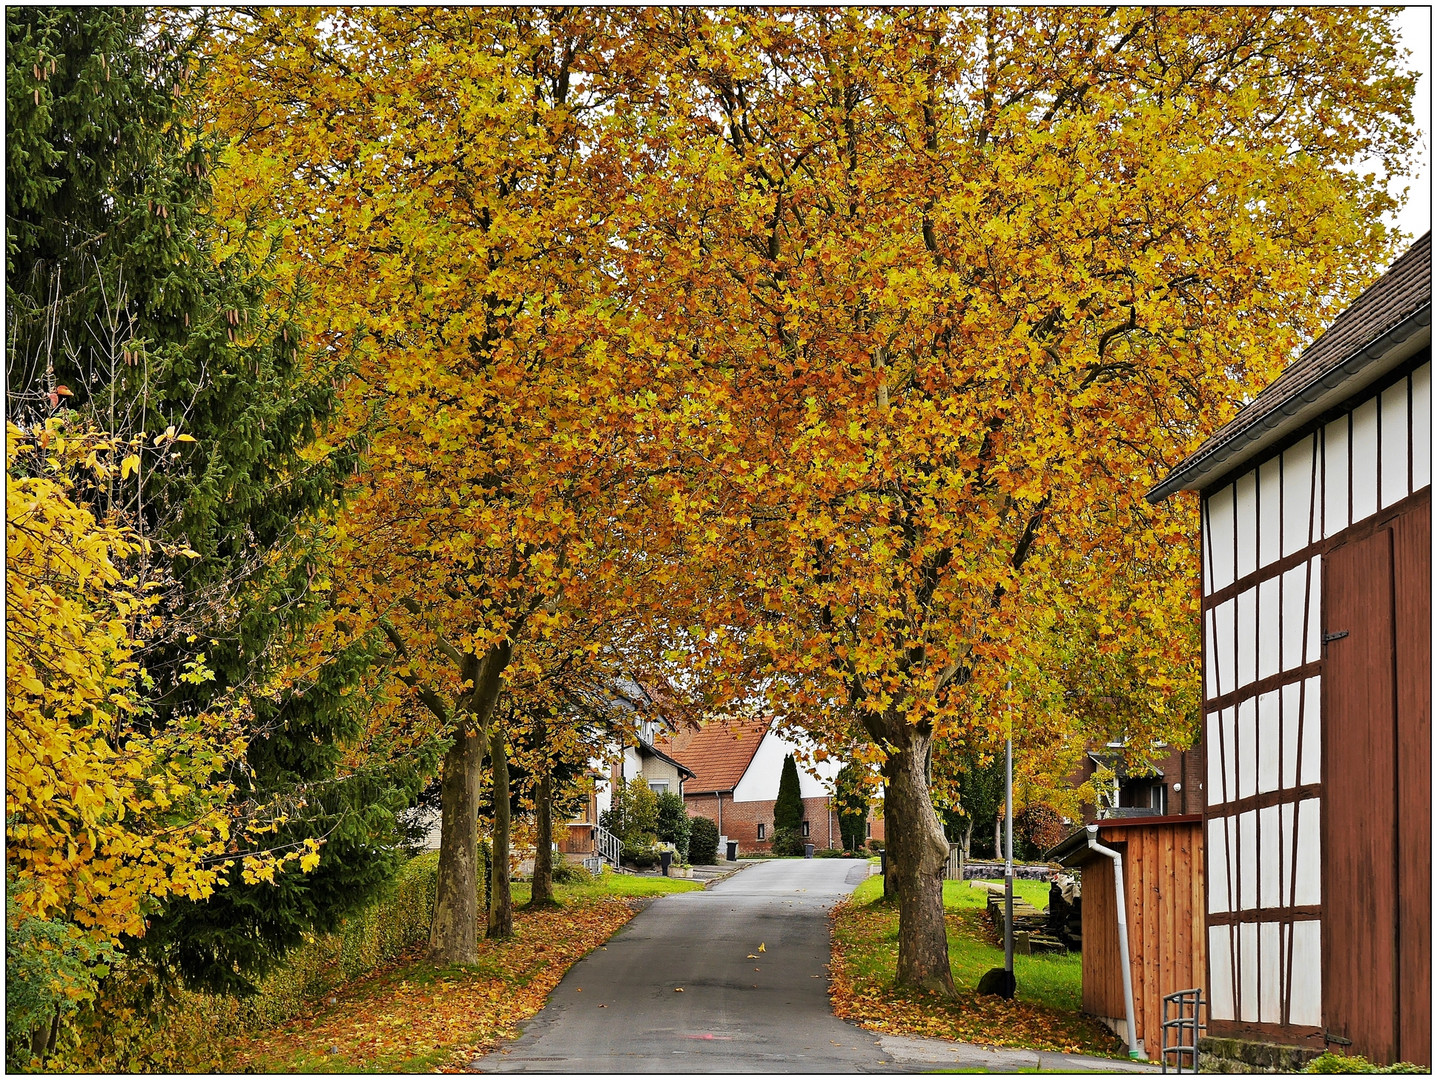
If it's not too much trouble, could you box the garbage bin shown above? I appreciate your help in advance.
[659,850,673,877]
[804,843,815,859]
[726,840,738,862]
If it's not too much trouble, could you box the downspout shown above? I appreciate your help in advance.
[1086,824,1143,1060]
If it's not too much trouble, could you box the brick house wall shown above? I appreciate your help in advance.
[684,792,884,855]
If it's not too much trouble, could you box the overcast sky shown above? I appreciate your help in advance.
[1391,6,1431,245]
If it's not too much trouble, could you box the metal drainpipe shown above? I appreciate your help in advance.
[1085,824,1143,1060]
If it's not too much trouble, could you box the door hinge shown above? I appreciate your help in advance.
[1323,1031,1353,1047]
[1322,630,1349,643]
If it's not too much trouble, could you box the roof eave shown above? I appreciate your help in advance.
[1148,305,1432,504]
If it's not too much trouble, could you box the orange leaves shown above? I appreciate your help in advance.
[222,898,639,1072]
[829,895,1121,1057]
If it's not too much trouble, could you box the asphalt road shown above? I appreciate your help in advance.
[470,859,1158,1074]
[470,857,887,1072]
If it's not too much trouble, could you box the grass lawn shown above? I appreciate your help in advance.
[221,870,701,1073]
[830,876,1124,1058]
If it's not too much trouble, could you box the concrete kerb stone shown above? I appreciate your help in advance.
[695,860,753,890]
[876,1033,1162,1073]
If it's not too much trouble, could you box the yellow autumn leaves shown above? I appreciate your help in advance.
[5,420,313,945]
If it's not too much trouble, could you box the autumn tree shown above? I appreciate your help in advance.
[202,7,679,964]
[618,7,1416,992]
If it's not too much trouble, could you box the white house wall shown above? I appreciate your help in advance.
[731,727,844,803]
[1197,360,1431,1033]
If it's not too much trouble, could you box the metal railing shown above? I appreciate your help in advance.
[1160,988,1206,1073]
[594,824,622,870]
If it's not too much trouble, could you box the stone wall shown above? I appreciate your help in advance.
[1197,1036,1322,1074]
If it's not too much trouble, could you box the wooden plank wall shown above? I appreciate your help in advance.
[1080,820,1206,1054]
[1392,502,1430,1066]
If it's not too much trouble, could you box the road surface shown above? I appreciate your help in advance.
[470,858,1157,1073]
[472,858,883,1072]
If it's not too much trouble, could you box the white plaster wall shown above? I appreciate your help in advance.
[732,726,844,803]
[1257,576,1280,681]
[1259,921,1283,1023]
[1413,362,1431,491]
[1206,484,1236,594]
[1288,920,1323,1026]
[1381,379,1410,508]
[1282,435,1317,556]
[1235,585,1257,690]
[1238,921,1259,1022]
[1351,397,1379,524]
[1256,690,1280,795]
[1324,417,1350,538]
[1258,804,1281,908]
[621,746,644,784]
[1259,457,1282,568]
[1209,925,1235,1021]
[1293,798,1321,906]
[1207,816,1230,914]
[1235,470,1259,579]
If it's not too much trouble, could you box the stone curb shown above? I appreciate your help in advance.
[697,861,753,890]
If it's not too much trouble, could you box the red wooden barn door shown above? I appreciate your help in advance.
[1324,501,1431,1067]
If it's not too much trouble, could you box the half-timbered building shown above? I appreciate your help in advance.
[1148,232,1430,1067]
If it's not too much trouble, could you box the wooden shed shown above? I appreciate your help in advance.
[1149,232,1431,1067]
[1050,816,1206,1059]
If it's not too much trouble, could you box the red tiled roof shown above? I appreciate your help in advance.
[655,716,771,793]
[1150,232,1431,501]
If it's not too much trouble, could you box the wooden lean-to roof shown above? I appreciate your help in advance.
[655,716,772,794]
[1149,232,1432,502]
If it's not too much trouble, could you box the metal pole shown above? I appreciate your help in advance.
[1004,729,1014,975]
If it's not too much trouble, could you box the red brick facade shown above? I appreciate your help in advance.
[684,793,884,854]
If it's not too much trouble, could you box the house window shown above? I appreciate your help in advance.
[649,780,668,794]
[866,820,872,837]
[801,821,809,837]
[757,824,766,840]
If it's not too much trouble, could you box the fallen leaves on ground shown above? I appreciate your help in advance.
[828,896,1124,1058]
[222,899,639,1073]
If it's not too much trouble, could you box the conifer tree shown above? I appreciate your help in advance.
[774,754,804,835]
[6,7,431,994]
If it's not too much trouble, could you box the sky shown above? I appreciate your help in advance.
[1391,6,1431,244]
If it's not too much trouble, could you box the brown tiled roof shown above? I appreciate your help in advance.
[1149,232,1432,501]
[655,717,771,793]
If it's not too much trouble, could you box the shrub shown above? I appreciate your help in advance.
[601,778,659,852]
[54,851,444,1072]
[770,826,805,857]
[1305,1053,1425,1074]
[655,791,690,861]
[814,848,846,858]
[688,816,720,863]
[551,860,593,885]
[625,843,660,869]
[867,838,884,853]
[1014,804,1066,857]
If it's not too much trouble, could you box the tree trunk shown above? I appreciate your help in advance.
[429,642,510,965]
[488,725,514,938]
[961,815,974,863]
[428,727,485,964]
[883,731,956,995]
[530,763,556,906]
